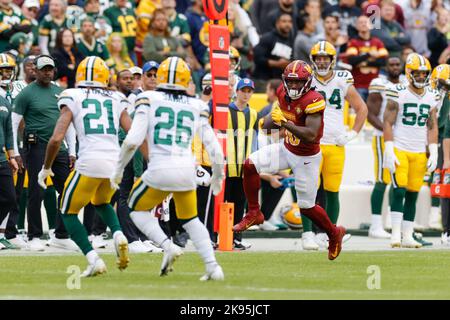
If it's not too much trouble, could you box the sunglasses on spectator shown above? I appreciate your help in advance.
[146,72,157,78]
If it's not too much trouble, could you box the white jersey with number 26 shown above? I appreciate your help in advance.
[58,88,130,178]
[133,90,210,191]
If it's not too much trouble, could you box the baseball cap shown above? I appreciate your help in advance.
[35,55,55,69]
[129,66,142,75]
[23,0,40,8]
[142,61,160,73]
[236,78,255,90]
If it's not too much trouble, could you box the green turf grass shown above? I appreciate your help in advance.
[1,251,450,299]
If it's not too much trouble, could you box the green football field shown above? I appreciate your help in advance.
[1,250,450,300]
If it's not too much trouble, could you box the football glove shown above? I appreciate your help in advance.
[382,141,399,173]
[427,143,438,172]
[211,163,225,196]
[37,167,54,190]
[271,105,287,126]
[335,130,358,146]
[110,168,123,190]
[196,165,211,187]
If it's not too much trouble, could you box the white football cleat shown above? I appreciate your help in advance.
[160,242,183,276]
[259,221,278,231]
[114,233,129,271]
[368,227,391,239]
[27,238,45,251]
[302,231,319,250]
[142,240,163,253]
[90,235,107,249]
[390,228,401,248]
[47,237,79,251]
[128,240,151,253]
[8,236,28,249]
[81,258,107,277]
[401,235,422,248]
[441,232,449,245]
[315,232,329,248]
[200,264,224,281]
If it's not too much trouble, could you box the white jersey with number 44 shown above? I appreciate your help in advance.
[134,90,210,191]
[386,84,441,153]
[57,88,130,178]
[311,70,354,145]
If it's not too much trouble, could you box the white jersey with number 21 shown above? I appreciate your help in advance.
[57,88,130,178]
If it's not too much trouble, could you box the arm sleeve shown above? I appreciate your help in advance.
[197,117,224,173]
[253,36,271,68]
[65,122,76,157]
[369,78,385,94]
[11,112,23,155]
[5,105,13,152]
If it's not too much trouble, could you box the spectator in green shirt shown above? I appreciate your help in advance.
[142,9,186,63]
[76,17,110,61]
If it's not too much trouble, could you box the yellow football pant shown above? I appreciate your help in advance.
[128,178,197,220]
[60,171,116,214]
[372,136,391,184]
[391,148,427,192]
[319,144,345,192]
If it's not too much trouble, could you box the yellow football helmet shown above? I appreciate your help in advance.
[76,56,110,88]
[430,64,450,96]
[280,203,302,230]
[156,57,191,91]
[309,41,337,77]
[405,53,431,89]
[229,46,241,72]
[0,53,16,85]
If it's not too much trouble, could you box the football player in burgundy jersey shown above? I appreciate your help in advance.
[233,60,347,260]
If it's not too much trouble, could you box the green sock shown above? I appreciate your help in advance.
[388,185,394,208]
[290,187,297,202]
[302,215,312,232]
[325,191,339,224]
[62,214,93,255]
[18,188,28,229]
[431,196,440,207]
[371,182,387,215]
[403,191,418,222]
[44,186,57,230]
[391,187,406,212]
[94,204,121,234]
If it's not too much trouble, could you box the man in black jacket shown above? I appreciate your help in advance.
[253,12,294,92]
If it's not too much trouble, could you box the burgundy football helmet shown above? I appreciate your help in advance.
[282,60,313,100]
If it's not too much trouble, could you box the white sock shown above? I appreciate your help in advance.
[402,220,414,238]
[390,211,403,235]
[130,211,171,251]
[182,217,216,265]
[371,214,383,229]
[86,250,100,264]
[112,230,124,241]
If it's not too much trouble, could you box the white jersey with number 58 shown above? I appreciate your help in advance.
[386,84,441,153]
[134,90,210,191]
[58,88,130,178]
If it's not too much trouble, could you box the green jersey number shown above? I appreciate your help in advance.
[82,99,117,135]
[402,103,430,127]
[154,106,194,148]
[318,89,342,109]
[153,107,194,148]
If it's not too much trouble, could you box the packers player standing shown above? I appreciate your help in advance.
[383,53,440,248]
[111,57,226,281]
[366,56,403,239]
[38,56,131,276]
[430,64,450,243]
[302,41,367,250]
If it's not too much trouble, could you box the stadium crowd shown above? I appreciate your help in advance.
[0,0,449,258]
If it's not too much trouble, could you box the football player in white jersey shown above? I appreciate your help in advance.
[367,56,403,239]
[301,41,367,250]
[37,56,132,276]
[383,53,440,248]
[111,57,226,281]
